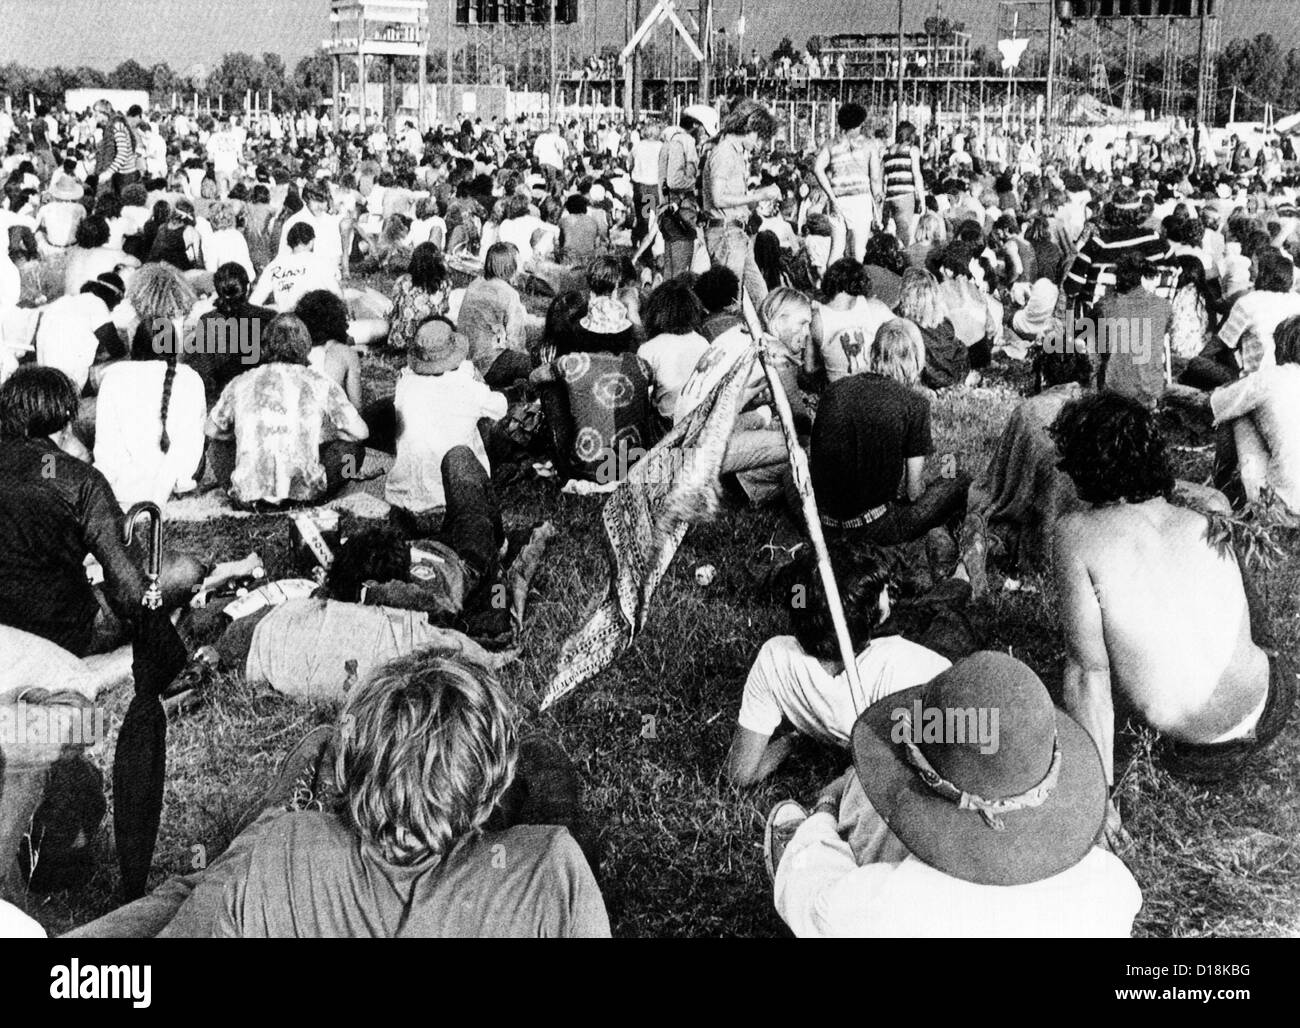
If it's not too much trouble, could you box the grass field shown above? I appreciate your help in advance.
[15,336,1300,938]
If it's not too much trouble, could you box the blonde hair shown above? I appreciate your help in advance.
[760,286,813,347]
[912,212,946,248]
[208,200,238,232]
[870,318,926,386]
[127,262,198,321]
[336,650,518,866]
[897,268,945,330]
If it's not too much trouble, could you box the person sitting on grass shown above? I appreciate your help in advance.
[457,241,540,389]
[727,544,964,787]
[811,318,971,547]
[388,242,451,353]
[637,277,711,428]
[205,314,368,510]
[694,265,745,342]
[295,288,364,410]
[69,649,609,937]
[766,652,1142,937]
[807,257,894,385]
[1094,252,1170,411]
[959,345,1094,598]
[0,365,203,657]
[895,267,967,390]
[531,296,656,485]
[1051,391,1294,813]
[1210,312,1300,522]
[385,318,509,533]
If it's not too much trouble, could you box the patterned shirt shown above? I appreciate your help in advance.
[207,364,367,505]
[388,275,451,352]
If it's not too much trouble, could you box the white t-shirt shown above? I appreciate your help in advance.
[638,331,710,420]
[94,360,206,509]
[35,293,112,393]
[738,634,952,747]
[498,214,555,265]
[279,209,345,280]
[533,132,568,171]
[631,140,664,186]
[673,325,763,423]
[250,250,339,311]
[384,363,508,513]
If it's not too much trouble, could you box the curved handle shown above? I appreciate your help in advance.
[123,502,164,609]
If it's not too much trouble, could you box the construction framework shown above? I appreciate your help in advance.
[1052,0,1221,125]
[450,1,583,95]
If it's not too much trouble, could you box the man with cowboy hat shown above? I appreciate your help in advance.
[767,651,1142,937]
[35,174,87,252]
[385,317,508,536]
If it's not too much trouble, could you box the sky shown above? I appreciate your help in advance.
[0,0,1297,72]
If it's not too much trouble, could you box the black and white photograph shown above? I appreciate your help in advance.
[0,0,1294,977]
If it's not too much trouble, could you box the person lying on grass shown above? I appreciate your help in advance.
[1051,391,1295,819]
[726,544,975,787]
[67,649,609,938]
[765,652,1142,938]
[178,458,551,703]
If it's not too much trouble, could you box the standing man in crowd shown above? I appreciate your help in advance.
[93,99,137,198]
[702,99,782,307]
[813,102,883,265]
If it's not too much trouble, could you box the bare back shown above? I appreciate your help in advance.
[1057,498,1269,742]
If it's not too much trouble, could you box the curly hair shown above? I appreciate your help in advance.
[336,649,518,866]
[295,289,351,346]
[643,278,704,338]
[820,257,871,300]
[1050,391,1174,506]
[781,543,890,662]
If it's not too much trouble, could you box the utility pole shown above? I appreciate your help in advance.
[445,0,453,121]
[698,0,711,103]
[895,0,904,132]
[550,0,559,115]
[1045,0,1057,135]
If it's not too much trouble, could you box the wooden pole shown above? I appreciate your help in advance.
[698,0,710,103]
[550,0,559,115]
[741,290,864,696]
[894,0,904,134]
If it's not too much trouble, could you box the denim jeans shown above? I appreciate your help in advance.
[883,195,918,246]
[704,224,768,308]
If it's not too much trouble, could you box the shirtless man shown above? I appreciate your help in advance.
[1050,393,1293,812]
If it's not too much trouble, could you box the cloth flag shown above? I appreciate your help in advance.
[539,340,758,711]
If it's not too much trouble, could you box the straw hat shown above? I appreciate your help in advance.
[409,317,469,375]
[851,652,1108,886]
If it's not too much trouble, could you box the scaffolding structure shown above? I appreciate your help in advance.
[325,0,430,126]
[450,1,583,93]
[1049,0,1221,125]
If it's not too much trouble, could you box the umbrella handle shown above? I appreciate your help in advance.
[123,502,164,610]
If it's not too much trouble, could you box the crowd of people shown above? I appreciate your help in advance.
[0,84,1297,938]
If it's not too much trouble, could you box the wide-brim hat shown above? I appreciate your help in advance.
[579,296,632,335]
[682,104,719,138]
[851,651,1107,887]
[49,175,84,202]
[409,318,470,375]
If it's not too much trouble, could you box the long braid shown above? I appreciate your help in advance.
[159,357,177,454]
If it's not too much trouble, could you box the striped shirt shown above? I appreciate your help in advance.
[883,145,919,198]
[825,135,878,199]
[1063,226,1171,305]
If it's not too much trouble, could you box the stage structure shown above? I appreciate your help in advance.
[1015,1,1223,127]
[325,0,431,128]
[451,0,580,103]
